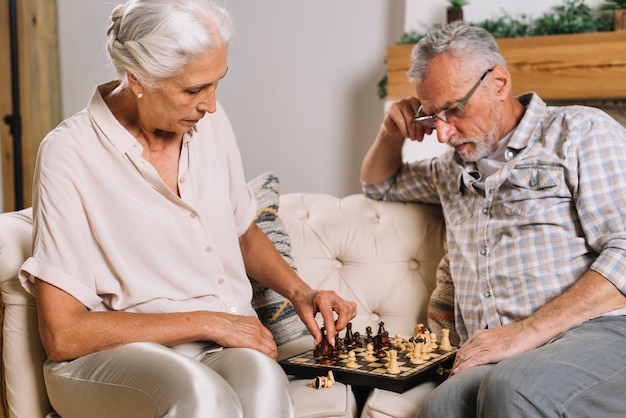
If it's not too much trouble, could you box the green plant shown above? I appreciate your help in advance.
[448,0,469,8]
[377,0,614,99]
[532,0,604,34]
[600,0,626,10]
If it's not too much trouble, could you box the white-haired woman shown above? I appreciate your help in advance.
[19,1,356,417]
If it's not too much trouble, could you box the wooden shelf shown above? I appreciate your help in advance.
[386,31,626,101]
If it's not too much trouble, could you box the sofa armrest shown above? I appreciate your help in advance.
[0,208,54,417]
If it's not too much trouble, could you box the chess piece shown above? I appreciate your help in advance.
[310,371,336,389]
[420,336,432,360]
[430,333,438,350]
[439,328,453,351]
[410,340,426,364]
[414,323,426,337]
[346,350,359,369]
[364,343,377,362]
[313,327,333,357]
[386,349,400,374]
[344,322,355,347]
[393,333,403,349]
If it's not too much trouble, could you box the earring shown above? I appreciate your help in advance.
[137,92,143,99]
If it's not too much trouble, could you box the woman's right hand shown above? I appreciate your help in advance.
[204,312,278,359]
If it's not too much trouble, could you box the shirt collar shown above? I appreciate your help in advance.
[88,81,196,156]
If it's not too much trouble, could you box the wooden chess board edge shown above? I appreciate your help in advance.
[280,348,457,394]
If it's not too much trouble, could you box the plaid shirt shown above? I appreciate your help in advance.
[363,93,626,343]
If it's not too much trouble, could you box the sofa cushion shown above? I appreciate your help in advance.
[0,208,54,417]
[247,172,310,346]
[360,383,436,418]
[290,379,357,418]
[0,208,33,287]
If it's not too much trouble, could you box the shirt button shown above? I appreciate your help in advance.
[481,207,489,215]
[505,149,515,159]
[230,307,237,313]
[484,291,491,298]
[217,278,224,284]
[480,248,488,256]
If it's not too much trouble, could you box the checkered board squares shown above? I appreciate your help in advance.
[280,346,457,393]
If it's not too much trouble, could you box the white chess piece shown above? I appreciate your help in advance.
[410,341,426,364]
[387,349,400,374]
[430,333,438,350]
[346,350,359,369]
[439,328,453,351]
[364,343,377,362]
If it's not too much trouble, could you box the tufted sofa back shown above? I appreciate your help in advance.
[278,193,446,338]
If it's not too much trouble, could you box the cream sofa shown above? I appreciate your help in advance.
[0,193,446,418]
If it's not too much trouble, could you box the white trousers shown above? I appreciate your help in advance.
[44,342,295,418]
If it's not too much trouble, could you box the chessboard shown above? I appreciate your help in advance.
[279,322,457,393]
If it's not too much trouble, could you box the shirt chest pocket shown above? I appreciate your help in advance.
[500,165,569,217]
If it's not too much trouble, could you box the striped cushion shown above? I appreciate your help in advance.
[247,171,310,345]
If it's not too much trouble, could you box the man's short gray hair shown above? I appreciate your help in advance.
[408,22,506,82]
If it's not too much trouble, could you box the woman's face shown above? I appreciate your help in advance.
[136,43,228,135]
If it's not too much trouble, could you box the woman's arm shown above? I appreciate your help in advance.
[34,278,278,361]
[239,222,356,346]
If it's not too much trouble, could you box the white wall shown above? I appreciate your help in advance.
[56,1,405,196]
[52,0,607,199]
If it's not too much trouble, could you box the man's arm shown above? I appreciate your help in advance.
[452,269,626,374]
[361,97,426,185]
[239,222,356,346]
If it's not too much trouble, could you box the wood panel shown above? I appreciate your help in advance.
[386,31,626,102]
[0,0,61,212]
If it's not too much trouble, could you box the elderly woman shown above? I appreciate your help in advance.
[18,1,356,417]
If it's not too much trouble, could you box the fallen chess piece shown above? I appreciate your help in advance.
[310,371,336,389]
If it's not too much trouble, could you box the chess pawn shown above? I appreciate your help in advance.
[439,328,453,351]
[346,350,359,369]
[394,333,403,349]
[364,343,377,362]
[386,349,400,374]
[402,337,412,353]
[430,333,438,350]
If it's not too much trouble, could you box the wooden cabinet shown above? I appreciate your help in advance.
[386,31,626,102]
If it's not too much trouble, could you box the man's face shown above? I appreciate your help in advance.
[415,54,501,162]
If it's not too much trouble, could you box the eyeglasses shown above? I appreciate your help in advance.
[414,68,494,129]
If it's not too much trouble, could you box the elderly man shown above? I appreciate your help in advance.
[361,22,626,417]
